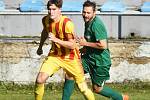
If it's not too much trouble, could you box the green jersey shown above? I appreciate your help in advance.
[83,16,111,66]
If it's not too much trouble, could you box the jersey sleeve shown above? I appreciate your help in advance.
[65,21,75,35]
[92,21,107,41]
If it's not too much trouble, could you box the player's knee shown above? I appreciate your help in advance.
[93,85,103,93]
[65,74,74,80]
[36,73,48,84]
[36,77,44,84]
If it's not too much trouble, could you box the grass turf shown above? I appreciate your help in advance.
[0,82,150,100]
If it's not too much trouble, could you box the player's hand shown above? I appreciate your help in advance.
[78,37,86,46]
[37,47,43,55]
[48,32,56,42]
[75,36,80,43]
[75,36,81,47]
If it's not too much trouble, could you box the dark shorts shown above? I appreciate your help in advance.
[81,54,110,86]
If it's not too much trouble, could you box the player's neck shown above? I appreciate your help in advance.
[54,14,62,23]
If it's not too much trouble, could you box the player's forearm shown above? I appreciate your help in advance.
[81,41,107,49]
[39,30,48,48]
[53,38,76,49]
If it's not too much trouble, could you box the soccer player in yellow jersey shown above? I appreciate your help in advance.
[35,0,95,100]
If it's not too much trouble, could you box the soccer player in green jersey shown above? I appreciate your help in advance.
[62,1,129,100]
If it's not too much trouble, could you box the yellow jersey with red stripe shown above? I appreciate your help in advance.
[46,15,79,60]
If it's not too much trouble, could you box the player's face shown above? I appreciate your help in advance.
[82,6,96,23]
[48,4,61,21]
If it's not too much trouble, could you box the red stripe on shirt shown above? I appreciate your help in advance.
[60,18,70,58]
[63,18,76,60]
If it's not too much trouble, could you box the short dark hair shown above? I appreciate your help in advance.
[47,0,63,9]
[83,0,96,11]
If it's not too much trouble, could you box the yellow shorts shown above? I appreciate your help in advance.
[39,56,85,84]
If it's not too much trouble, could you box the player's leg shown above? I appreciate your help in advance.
[62,55,91,100]
[35,56,60,100]
[91,65,125,100]
[62,74,75,100]
[78,58,94,100]
[62,77,95,100]
[93,82,123,100]
[77,81,95,100]
[35,72,49,100]
[62,59,95,100]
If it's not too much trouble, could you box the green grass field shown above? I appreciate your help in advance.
[0,82,150,100]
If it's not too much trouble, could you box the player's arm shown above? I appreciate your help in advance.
[48,20,76,49]
[37,29,48,55]
[79,37,107,49]
[49,33,76,49]
[36,16,49,55]
[80,21,108,50]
